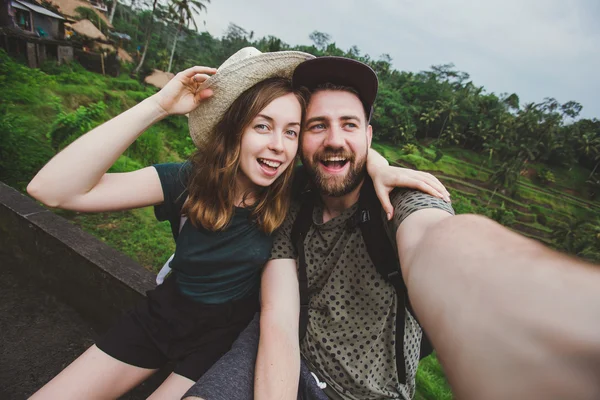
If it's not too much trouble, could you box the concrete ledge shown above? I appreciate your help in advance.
[0,181,155,331]
[0,182,170,398]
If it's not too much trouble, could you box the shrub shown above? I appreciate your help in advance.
[125,90,151,102]
[449,193,475,215]
[128,125,165,165]
[48,102,108,150]
[538,168,556,184]
[488,202,516,226]
[0,50,50,106]
[109,155,144,173]
[401,143,418,155]
[110,78,144,92]
[0,108,55,190]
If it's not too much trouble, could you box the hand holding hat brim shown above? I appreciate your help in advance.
[151,65,218,116]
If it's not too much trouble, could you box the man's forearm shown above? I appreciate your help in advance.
[406,214,600,400]
[254,310,300,400]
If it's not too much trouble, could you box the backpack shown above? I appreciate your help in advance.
[290,170,434,385]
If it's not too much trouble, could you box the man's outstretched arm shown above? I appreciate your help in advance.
[254,259,301,400]
[397,211,600,400]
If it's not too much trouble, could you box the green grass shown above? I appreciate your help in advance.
[415,354,453,400]
[56,207,175,272]
[373,142,491,182]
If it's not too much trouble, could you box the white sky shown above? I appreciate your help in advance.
[196,0,600,119]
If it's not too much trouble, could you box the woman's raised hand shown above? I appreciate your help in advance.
[151,66,217,116]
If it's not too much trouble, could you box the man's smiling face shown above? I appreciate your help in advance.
[300,89,373,197]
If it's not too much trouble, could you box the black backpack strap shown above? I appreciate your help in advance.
[290,169,314,341]
[356,177,409,384]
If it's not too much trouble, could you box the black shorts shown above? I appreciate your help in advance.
[96,276,259,381]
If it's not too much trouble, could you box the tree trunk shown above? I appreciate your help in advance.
[439,114,449,138]
[133,0,158,74]
[167,23,182,73]
[589,160,600,179]
[109,0,117,24]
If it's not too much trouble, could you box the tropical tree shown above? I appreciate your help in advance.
[109,0,118,23]
[419,109,438,139]
[436,97,459,138]
[551,218,600,262]
[578,131,600,177]
[134,0,163,74]
[166,0,209,72]
[309,31,331,51]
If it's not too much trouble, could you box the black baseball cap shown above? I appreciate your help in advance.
[292,57,379,121]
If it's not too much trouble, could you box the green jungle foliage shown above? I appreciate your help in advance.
[1,8,600,397]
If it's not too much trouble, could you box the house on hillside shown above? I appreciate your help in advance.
[0,0,130,72]
[9,0,65,38]
[0,0,74,67]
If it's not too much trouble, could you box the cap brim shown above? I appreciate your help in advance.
[292,57,378,108]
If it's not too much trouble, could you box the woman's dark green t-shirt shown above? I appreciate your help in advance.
[153,162,272,304]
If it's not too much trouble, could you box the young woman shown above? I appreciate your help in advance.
[27,48,450,399]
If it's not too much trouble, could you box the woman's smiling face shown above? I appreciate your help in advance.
[236,92,301,192]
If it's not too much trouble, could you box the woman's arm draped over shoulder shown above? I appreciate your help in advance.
[366,148,450,219]
[27,66,216,212]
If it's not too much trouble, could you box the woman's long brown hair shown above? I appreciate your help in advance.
[182,77,308,234]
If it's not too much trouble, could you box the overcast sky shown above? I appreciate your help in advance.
[197,0,600,119]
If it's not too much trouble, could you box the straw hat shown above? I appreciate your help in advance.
[188,47,315,149]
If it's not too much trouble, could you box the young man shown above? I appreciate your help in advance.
[185,57,600,400]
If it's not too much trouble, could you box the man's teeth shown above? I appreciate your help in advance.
[323,156,347,162]
[259,158,281,168]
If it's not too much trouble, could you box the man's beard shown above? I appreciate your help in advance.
[301,148,367,197]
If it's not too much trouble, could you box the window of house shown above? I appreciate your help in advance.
[14,9,32,31]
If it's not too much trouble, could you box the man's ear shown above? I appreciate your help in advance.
[367,125,373,148]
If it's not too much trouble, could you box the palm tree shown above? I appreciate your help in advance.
[578,132,600,177]
[134,0,162,74]
[109,0,118,23]
[436,97,459,138]
[166,0,209,73]
[419,109,438,139]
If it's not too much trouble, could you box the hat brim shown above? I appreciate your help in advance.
[189,51,314,149]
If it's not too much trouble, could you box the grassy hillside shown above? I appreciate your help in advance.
[1,51,598,399]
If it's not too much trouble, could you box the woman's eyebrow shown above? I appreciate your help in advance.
[256,114,274,122]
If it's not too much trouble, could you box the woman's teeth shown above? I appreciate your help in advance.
[258,158,281,169]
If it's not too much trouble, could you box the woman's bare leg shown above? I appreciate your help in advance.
[30,345,157,399]
[147,373,195,400]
